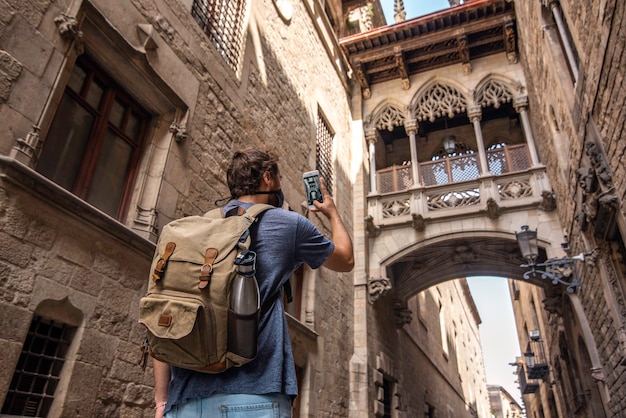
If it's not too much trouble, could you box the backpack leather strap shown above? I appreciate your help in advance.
[152,242,176,281]
[199,248,218,289]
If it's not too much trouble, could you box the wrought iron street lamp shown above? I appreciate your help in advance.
[516,225,585,293]
[524,347,536,369]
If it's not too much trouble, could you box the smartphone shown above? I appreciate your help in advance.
[303,170,323,209]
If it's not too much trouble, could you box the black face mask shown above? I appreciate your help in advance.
[253,189,284,208]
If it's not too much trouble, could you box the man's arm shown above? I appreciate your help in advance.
[312,178,354,272]
[153,358,170,418]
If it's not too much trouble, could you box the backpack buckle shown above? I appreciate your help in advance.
[199,248,218,289]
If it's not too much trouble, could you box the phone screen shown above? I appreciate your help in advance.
[303,170,323,208]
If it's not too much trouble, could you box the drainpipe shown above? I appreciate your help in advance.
[549,1,579,83]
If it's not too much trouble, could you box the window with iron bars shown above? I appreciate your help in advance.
[316,112,334,194]
[191,0,248,73]
[1,316,75,417]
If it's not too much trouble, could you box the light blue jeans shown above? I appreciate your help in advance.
[164,393,293,418]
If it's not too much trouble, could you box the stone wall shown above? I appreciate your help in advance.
[0,0,355,416]
[365,281,489,418]
[514,0,626,416]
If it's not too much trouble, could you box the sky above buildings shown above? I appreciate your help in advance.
[381,0,452,23]
[467,277,523,407]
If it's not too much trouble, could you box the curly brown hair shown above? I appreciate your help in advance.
[227,148,279,198]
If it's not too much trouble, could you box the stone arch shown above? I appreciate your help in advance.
[474,74,523,109]
[410,78,470,123]
[372,225,566,304]
[35,297,84,327]
[366,100,407,133]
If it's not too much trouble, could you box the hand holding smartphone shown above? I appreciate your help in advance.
[303,170,323,209]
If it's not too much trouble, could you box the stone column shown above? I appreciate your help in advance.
[468,106,489,175]
[366,130,378,194]
[405,118,419,186]
[514,96,540,166]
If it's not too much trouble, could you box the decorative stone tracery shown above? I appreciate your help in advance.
[374,104,406,132]
[412,82,468,122]
[476,79,514,109]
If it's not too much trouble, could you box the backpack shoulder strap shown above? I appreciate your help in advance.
[205,204,274,219]
[242,203,274,219]
[261,280,293,314]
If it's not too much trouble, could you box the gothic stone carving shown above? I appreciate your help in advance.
[414,82,467,123]
[353,60,371,99]
[393,299,412,328]
[169,122,187,143]
[412,213,425,231]
[504,20,518,64]
[456,34,471,74]
[12,126,40,165]
[54,13,84,54]
[375,105,405,132]
[365,215,381,237]
[543,295,563,317]
[575,141,619,240]
[485,197,501,219]
[368,277,392,302]
[539,190,557,211]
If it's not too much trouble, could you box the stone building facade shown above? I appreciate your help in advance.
[340,0,626,417]
[0,0,356,416]
[508,0,626,416]
[488,384,523,418]
[401,280,491,418]
[2,0,626,417]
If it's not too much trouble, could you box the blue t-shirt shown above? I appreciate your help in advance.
[164,201,334,412]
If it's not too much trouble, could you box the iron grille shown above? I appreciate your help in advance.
[316,112,334,193]
[487,143,530,174]
[419,154,480,186]
[191,0,247,73]
[1,316,75,417]
[377,165,412,193]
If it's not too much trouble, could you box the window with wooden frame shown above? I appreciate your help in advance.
[191,0,248,73]
[316,111,334,194]
[36,54,150,220]
[1,316,76,417]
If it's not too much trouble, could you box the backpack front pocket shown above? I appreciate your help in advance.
[139,295,217,368]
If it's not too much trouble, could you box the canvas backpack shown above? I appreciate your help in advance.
[138,203,276,373]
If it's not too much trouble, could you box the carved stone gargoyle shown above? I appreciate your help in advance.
[365,215,381,237]
[368,276,392,303]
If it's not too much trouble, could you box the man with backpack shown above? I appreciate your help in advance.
[152,147,354,417]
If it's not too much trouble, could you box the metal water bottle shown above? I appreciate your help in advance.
[228,249,260,359]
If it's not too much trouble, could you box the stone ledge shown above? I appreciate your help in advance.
[0,156,154,258]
